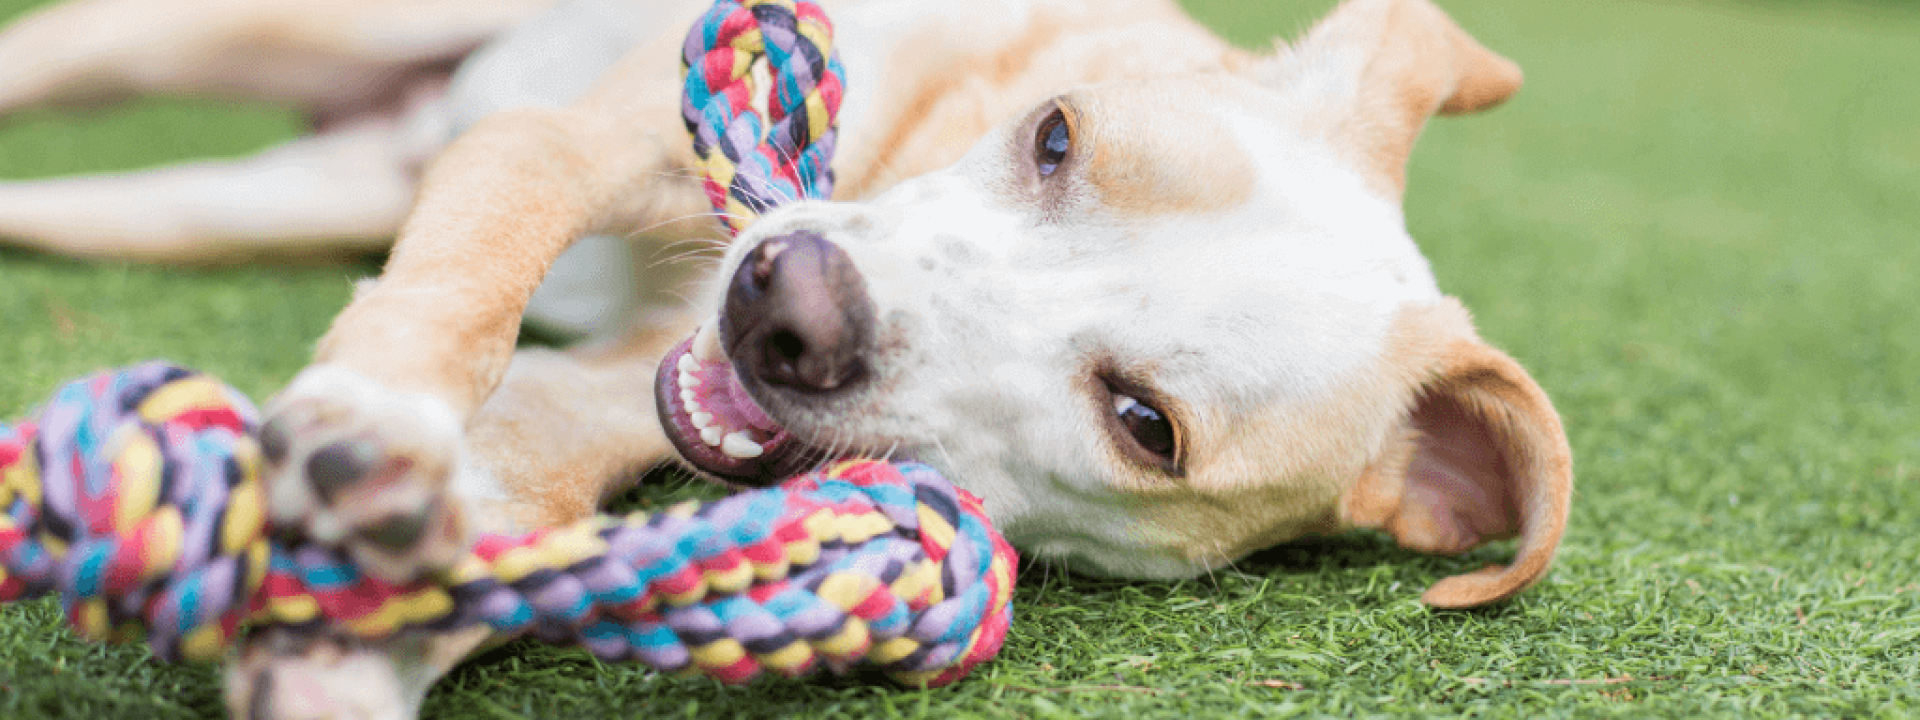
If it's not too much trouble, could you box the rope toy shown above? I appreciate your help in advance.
[1,364,1015,686]
[682,0,844,235]
[0,0,1019,688]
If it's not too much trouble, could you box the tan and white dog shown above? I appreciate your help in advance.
[2,0,1572,717]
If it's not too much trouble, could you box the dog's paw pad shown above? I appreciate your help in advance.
[262,367,469,583]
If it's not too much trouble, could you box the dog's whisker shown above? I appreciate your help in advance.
[645,254,719,273]
[645,243,727,270]
[1204,540,1232,586]
[691,210,757,228]
[620,208,741,238]
[657,272,723,306]
[661,288,700,306]
[830,427,856,463]
[640,168,707,182]
[646,238,722,260]
[1213,540,1260,582]
[923,434,961,478]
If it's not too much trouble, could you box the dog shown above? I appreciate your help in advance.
[2,0,1573,717]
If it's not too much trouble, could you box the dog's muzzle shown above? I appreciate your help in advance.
[720,230,876,395]
[654,230,878,485]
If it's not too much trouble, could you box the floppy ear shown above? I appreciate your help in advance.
[1342,334,1573,608]
[1255,0,1523,196]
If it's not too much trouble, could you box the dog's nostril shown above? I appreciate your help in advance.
[761,329,865,390]
[769,329,805,365]
[722,230,876,395]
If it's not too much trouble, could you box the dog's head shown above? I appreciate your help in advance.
[658,0,1569,608]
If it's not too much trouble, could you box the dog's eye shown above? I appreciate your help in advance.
[1113,393,1175,459]
[1034,110,1071,177]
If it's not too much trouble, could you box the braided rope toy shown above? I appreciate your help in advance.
[0,0,1018,689]
[0,364,1016,685]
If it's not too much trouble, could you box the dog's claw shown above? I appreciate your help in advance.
[262,367,470,583]
[259,416,294,465]
[307,439,381,503]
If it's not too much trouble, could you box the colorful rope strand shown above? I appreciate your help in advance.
[0,365,1017,686]
[681,0,845,234]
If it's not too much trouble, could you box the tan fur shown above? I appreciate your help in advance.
[463,314,698,532]
[1339,306,1572,608]
[1397,339,1572,607]
[1073,78,1260,218]
[1121,297,1568,597]
[1126,297,1570,606]
[1264,0,1522,196]
[837,0,1242,200]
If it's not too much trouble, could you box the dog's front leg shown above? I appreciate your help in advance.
[237,36,706,716]
[268,101,703,564]
[226,329,695,720]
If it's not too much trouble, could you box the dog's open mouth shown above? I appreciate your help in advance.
[654,324,820,485]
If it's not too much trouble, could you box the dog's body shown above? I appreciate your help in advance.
[0,0,666,335]
[0,1,1573,717]
[0,0,551,259]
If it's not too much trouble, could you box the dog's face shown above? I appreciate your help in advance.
[658,0,1572,607]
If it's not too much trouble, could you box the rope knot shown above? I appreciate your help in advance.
[682,0,846,234]
[0,362,267,660]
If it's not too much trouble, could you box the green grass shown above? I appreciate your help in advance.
[2,0,1917,716]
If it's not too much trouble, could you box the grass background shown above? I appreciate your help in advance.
[1,0,1916,716]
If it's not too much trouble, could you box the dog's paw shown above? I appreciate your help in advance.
[226,628,415,720]
[226,624,490,720]
[261,366,470,583]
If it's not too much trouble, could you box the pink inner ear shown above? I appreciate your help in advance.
[1393,393,1519,555]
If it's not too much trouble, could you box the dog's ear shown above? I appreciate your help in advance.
[1253,0,1522,196]
[1341,330,1572,608]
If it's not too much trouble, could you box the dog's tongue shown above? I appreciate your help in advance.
[656,328,810,484]
[678,351,780,438]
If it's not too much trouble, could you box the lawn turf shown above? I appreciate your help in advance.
[1,0,1916,717]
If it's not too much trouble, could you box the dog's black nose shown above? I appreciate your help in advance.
[722,230,875,393]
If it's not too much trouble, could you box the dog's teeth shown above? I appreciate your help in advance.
[681,388,697,404]
[700,425,724,447]
[678,369,699,389]
[692,323,722,362]
[677,353,701,373]
[685,396,705,415]
[691,411,714,428]
[721,432,764,459]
